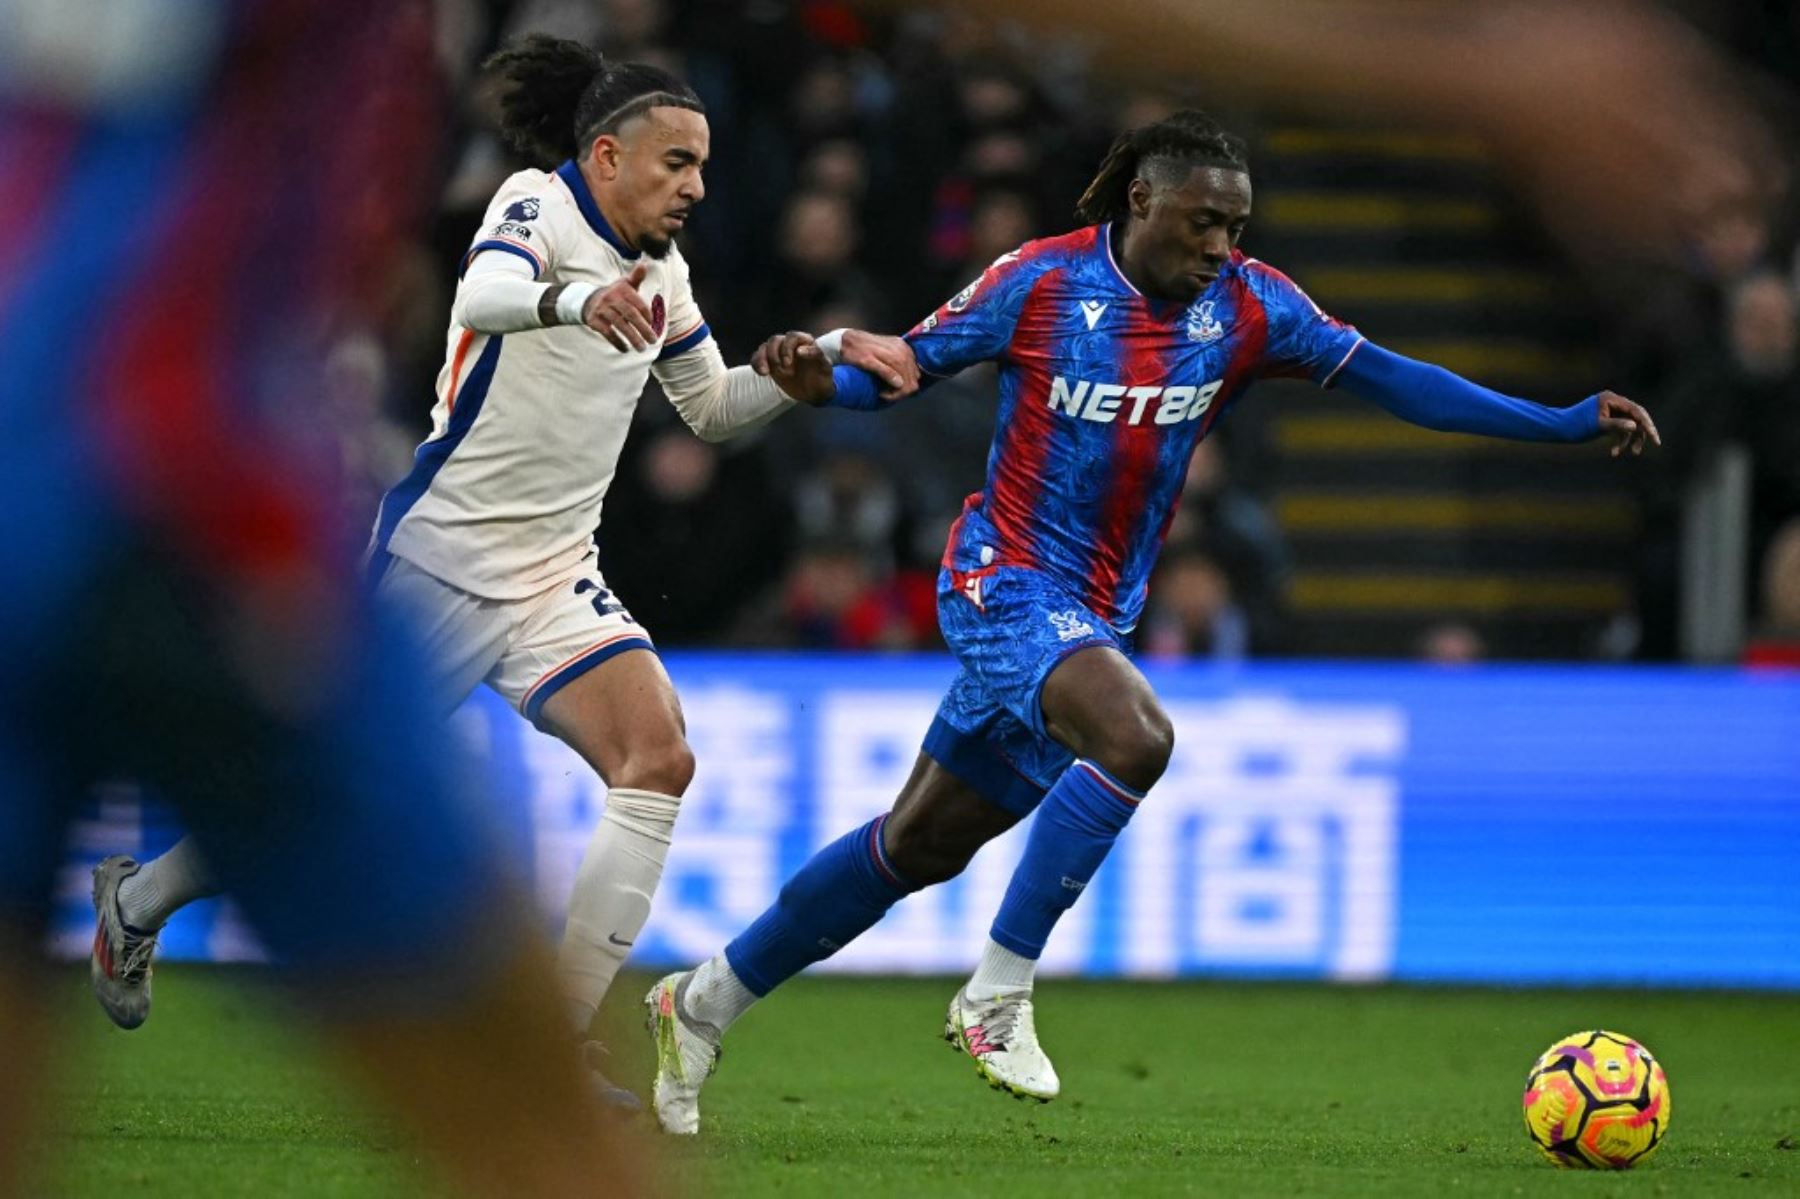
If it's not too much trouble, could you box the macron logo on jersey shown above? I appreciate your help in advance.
[1047,376,1223,426]
[1080,300,1107,330]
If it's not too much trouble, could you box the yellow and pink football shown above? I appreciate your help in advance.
[1522,1030,1670,1168]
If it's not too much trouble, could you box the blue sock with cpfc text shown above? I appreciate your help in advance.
[990,759,1142,959]
[724,815,917,995]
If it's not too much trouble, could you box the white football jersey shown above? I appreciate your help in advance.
[373,163,714,600]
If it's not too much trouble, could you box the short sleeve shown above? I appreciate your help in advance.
[1247,261,1364,387]
[905,247,1051,378]
[459,173,561,281]
[656,251,712,361]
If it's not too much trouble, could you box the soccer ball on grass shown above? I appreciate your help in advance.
[1521,1029,1669,1168]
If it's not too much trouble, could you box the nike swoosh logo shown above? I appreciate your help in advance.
[608,933,635,948]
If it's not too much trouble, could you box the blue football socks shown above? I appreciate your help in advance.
[990,759,1141,959]
[725,815,916,995]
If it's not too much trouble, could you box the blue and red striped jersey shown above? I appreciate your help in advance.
[909,224,1363,632]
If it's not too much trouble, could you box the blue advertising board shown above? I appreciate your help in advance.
[48,657,1800,989]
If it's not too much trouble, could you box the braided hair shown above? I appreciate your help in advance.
[1075,110,1248,226]
[483,35,704,170]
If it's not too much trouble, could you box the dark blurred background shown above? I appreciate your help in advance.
[338,0,1800,665]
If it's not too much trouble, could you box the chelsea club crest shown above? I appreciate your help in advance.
[1188,299,1224,344]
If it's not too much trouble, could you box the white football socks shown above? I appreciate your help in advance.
[683,954,760,1032]
[559,788,681,1035]
[117,837,220,931]
[965,937,1037,1002]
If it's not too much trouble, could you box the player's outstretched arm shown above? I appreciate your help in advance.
[654,338,794,442]
[751,330,921,409]
[655,320,913,439]
[1334,341,1660,457]
[749,242,1031,412]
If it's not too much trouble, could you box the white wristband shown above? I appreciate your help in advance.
[815,327,848,364]
[555,282,598,326]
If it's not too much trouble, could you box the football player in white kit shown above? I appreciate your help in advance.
[86,34,916,1109]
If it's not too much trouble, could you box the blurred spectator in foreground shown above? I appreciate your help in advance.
[967,0,1783,267]
[1142,547,1251,662]
[0,2,636,1194]
[1418,621,1488,666]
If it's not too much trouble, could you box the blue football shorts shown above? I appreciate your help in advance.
[921,562,1126,816]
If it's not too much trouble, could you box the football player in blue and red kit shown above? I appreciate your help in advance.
[644,110,1658,1131]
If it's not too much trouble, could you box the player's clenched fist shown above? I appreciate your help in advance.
[583,263,657,352]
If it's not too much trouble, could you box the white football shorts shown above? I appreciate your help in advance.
[374,552,654,728]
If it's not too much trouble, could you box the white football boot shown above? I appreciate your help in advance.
[644,971,722,1134]
[580,1041,643,1113]
[89,855,158,1029]
[943,986,1060,1102]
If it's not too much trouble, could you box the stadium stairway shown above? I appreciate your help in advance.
[1242,124,1639,659]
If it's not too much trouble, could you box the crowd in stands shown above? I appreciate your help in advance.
[338,0,1799,662]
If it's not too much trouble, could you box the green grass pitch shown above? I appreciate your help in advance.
[33,966,1800,1197]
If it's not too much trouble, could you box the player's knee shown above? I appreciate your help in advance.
[883,815,981,887]
[1089,704,1174,793]
[613,737,696,796]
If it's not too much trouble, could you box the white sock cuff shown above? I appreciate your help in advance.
[968,936,1038,1000]
[603,787,682,843]
[685,954,759,1032]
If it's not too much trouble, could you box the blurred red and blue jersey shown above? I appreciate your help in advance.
[0,0,440,649]
[910,225,1362,632]
[0,2,520,969]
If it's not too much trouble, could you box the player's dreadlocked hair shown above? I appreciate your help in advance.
[482,34,704,170]
[1075,110,1249,225]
